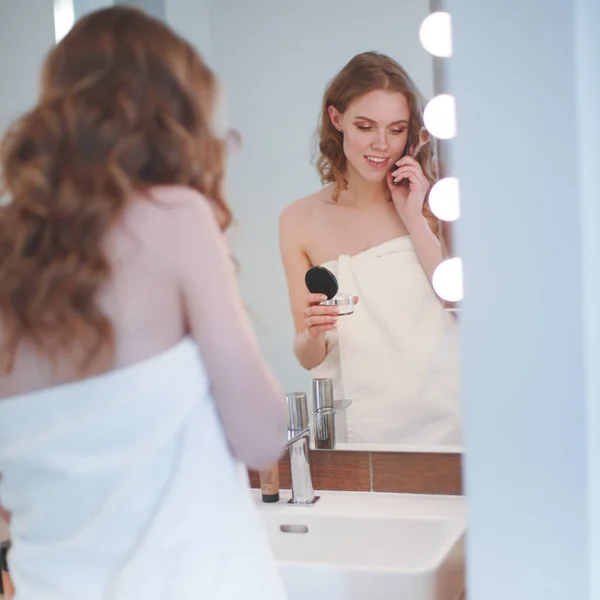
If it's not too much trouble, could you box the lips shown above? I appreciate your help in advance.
[365,155,390,169]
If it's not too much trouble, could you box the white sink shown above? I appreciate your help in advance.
[254,490,466,600]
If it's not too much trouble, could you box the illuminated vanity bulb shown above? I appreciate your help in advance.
[423,94,456,140]
[433,257,463,302]
[419,11,453,58]
[429,177,461,222]
[53,0,75,43]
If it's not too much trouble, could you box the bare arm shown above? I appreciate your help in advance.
[174,191,287,470]
[279,208,337,370]
[390,157,446,286]
[405,215,444,283]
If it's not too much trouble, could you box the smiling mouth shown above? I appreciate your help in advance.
[365,156,390,168]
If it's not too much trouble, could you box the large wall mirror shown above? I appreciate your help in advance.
[212,0,463,453]
[55,0,463,454]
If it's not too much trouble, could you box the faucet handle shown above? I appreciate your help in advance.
[285,392,309,432]
[312,378,334,412]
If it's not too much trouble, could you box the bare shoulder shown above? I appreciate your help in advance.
[124,185,218,237]
[145,184,216,222]
[108,185,222,268]
[279,186,331,233]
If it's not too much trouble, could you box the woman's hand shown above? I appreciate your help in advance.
[387,156,431,225]
[303,293,339,340]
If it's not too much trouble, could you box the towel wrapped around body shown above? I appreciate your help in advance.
[0,337,286,600]
[311,236,461,446]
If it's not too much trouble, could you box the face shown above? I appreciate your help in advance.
[329,89,410,184]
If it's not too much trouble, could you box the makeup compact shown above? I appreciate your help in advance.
[305,266,355,315]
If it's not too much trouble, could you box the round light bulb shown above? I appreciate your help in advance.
[429,177,461,222]
[53,0,75,43]
[433,257,463,302]
[419,11,453,58]
[423,94,457,140]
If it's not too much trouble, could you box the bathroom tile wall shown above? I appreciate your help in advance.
[249,451,463,495]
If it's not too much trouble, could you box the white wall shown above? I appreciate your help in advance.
[448,0,598,599]
[576,0,600,597]
[116,0,164,20]
[0,0,55,529]
[0,1,55,135]
[165,0,213,66]
[208,0,434,395]
[73,0,113,20]
[75,1,165,23]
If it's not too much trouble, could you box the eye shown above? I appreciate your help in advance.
[391,128,407,135]
[356,124,372,131]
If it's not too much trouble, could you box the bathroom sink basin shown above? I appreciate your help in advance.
[254,490,466,600]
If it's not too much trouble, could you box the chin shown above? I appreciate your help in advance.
[347,157,389,184]
[361,170,387,184]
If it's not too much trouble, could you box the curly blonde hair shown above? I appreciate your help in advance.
[0,7,230,374]
[316,51,439,233]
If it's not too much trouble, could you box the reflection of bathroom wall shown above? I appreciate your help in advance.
[115,0,164,20]
[248,450,462,495]
[206,0,434,394]
[73,0,112,20]
[165,0,213,66]
[0,0,55,204]
[0,0,55,136]
[74,1,166,27]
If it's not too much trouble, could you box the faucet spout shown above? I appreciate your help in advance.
[285,394,319,506]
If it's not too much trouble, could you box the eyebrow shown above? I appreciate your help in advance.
[354,116,409,125]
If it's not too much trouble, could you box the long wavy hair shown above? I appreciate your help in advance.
[0,6,231,374]
[316,51,439,233]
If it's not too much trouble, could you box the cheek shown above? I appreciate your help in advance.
[391,136,408,157]
[343,130,366,157]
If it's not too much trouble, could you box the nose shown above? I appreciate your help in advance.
[371,129,388,151]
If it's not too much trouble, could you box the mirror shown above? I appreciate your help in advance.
[45,0,462,452]
[212,0,462,451]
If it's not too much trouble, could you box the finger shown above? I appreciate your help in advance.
[307,293,329,304]
[306,315,338,328]
[393,167,426,187]
[395,156,420,168]
[305,305,339,317]
[353,295,359,304]
[387,171,403,190]
[314,324,337,332]
[392,165,421,178]
[394,160,426,181]
[393,168,420,185]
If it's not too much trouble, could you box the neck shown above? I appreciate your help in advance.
[339,165,390,207]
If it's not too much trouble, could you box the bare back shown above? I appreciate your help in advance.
[0,186,190,397]
[0,185,286,469]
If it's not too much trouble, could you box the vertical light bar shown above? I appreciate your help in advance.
[53,0,75,43]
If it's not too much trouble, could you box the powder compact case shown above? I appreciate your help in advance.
[305,266,355,316]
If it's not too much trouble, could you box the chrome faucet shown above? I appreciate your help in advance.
[312,378,336,450]
[285,392,319,506]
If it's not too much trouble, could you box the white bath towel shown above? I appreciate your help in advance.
[0,337,286,600]
[311,236,461,445]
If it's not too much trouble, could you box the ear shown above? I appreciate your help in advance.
[328,105,343,132]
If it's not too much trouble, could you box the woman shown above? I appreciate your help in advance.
[0,7,287,599]
[279,52,460,445]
